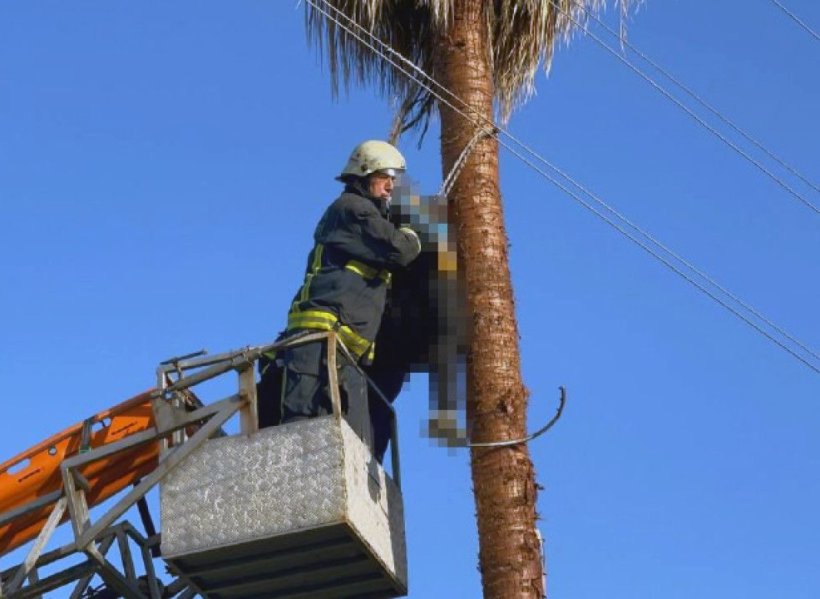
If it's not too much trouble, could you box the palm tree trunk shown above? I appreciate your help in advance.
[434,1,544,597]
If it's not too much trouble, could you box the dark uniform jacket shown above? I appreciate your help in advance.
[287,186,421,358]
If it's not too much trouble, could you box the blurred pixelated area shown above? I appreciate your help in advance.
[364,177,468,448]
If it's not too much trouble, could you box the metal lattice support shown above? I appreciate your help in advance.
[1,331,401,599]
[0,522,190,599]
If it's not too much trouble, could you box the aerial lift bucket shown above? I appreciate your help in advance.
[159,333,408,599]
[0,332,406,599]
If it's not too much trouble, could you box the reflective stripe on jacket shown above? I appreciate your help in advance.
[286,188,421,358]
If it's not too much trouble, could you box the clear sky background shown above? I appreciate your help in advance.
[1,2,818,598]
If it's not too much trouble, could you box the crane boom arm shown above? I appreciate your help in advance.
[0,391,160,556]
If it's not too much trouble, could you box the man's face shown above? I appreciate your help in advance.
[368,171,396,201]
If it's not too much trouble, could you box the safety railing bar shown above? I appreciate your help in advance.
[157,348,254,374]
[326,333,343,419]
[335,337,395,415]
[389,407,402,489]
[335,337,401,486]
[154,332,395,432]
[155,332,327,397]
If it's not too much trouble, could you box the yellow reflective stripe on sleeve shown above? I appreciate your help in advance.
[345,260,391,284]
[345,260,376,278]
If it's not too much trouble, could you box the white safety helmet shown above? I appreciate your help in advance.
[338,140,406,180]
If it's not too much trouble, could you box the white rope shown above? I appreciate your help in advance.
[439,127,495,197]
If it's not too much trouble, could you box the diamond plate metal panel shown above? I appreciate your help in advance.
[161,417,345,558]
[341,422,407,585]
[160,415,407,595]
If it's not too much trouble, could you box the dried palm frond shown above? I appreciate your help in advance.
[305,0,638,136]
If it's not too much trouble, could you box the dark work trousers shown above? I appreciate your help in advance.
[260,340,372,449]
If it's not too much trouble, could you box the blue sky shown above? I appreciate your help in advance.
[1,2,818,598]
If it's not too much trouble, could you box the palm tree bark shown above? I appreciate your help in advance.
[435,1,544,597]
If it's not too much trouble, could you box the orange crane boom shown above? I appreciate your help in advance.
[0,391,159,556]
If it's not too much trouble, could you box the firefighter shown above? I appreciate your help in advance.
[259,140,421,448]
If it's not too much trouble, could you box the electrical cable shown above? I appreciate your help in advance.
[466,387,567,448]
[313,0,820,215]
[576,1,820,195]
[307,0,819,372]
[306,0,820,373]
[313,0,820,360]
[767,0,820,41]
[551,2,820,215]
[494,130,820,374]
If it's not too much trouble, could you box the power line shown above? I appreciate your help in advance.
[312,0,820,216]
[551,2,820,216]
[506,133,820,365]
[308,0,820,372]
[306,0,820,373]
[768,0,820,41]
[500,137,820,374]
[577,2,820,195]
